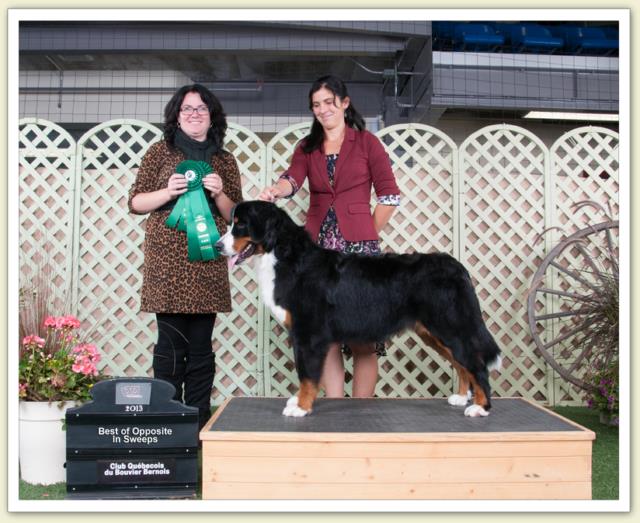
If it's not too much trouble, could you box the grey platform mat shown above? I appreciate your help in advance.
[207,397,582,434]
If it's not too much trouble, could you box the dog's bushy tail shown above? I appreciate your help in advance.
[480,326,502,372]
[488,353,502,372]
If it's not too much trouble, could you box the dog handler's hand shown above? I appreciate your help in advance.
[166,173,188,199]
[257,185,281,202]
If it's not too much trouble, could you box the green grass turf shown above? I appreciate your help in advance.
[552,406,619,500]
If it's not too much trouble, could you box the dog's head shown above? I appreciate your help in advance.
[217,201,291,268]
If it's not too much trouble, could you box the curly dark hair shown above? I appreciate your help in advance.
[163,84,227,150]
[302,75,366,154]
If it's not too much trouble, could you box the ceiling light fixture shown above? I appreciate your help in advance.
[523,111,619,122]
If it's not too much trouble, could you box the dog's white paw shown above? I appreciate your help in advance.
[286,396,299,407]
[464,404,489,417]
[282,396,310,417]
[448,393,470,406]
[282,405,310,417]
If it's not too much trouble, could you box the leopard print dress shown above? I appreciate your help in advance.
[128,141,243,314]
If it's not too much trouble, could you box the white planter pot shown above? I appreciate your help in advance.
[19,400,78,485]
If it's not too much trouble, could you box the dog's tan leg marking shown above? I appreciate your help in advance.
[466,372,488,408]
[297,379,319,412]
[454,365,471,397]
[283,310,292,330]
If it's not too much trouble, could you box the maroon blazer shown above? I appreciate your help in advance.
[284,127,400,242]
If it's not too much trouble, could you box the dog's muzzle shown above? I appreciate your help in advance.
[215,234,231,256]
[216,233,257,269]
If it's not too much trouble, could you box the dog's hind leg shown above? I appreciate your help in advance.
[460,330,497,417]
[463,367,492,417]
[414,322,471,407]
[448,363,473,407]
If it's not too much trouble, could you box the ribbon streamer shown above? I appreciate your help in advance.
[165,160,220,262]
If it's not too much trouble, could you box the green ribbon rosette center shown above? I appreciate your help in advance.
[165,160,220,262]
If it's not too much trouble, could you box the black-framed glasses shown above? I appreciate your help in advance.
[180,105,209,116]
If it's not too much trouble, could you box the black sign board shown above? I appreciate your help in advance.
[66,378,198,499]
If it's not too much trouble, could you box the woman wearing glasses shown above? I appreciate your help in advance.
[128,84,243,430]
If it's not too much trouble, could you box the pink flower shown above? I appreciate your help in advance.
[72,343,101,376]
[72,360,98,376]
[43,316,57,328]
[61,315,81,329]
[43,315,81,330]
[22,334,45,348]
[72,343,100,360]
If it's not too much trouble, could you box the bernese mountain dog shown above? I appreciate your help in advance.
[216,201,502,418]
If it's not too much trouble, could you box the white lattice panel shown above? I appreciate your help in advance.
[375,124,459,398]
[19,119,76,313]
[74,119,163,378]
[211,123,266,404]
[263,122,311,397]
[459,125,549,402]
[551,126,619,231]
[266,122,312,225]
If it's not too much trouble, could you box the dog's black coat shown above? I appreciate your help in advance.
[222,201,501,412]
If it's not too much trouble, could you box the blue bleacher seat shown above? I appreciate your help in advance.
[549,26,618,55]
[509,23,564,54]
[453,23,505,51]
[491,22,518,44]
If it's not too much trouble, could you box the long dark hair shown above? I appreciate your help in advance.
[163,84,227,150]
[302,75,366,154]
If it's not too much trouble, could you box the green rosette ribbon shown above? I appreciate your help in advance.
[165,160,220,262]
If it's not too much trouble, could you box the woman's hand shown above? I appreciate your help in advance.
[258,179,294,202]
[166,173,188,199]
[203,173,224,198]
[257,185,282,202]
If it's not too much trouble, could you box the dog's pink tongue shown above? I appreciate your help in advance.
[227,254,238,270]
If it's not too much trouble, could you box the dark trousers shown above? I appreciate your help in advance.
[153,313,216,430]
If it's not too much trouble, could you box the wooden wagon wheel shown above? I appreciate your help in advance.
[527,220,619,391]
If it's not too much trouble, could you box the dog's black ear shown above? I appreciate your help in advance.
[262,213,282,252]
[246,203,282,252]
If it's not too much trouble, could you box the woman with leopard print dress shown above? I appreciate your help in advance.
[128,84,243,429]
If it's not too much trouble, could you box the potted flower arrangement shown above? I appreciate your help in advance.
[18,260,108,484]
[19,314,103,402]
[19,312,106,485]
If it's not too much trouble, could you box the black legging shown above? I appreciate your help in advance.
[153,313,216,429]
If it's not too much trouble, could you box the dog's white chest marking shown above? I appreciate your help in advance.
[258,252,287,324]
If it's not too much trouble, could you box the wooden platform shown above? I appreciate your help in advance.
[200,397,594,500]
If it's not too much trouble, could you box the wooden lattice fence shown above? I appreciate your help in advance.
[459,125,549,402]
[18,118,619,406]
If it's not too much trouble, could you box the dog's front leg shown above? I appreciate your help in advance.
[282,338,326,417]
[282,379,319,417]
